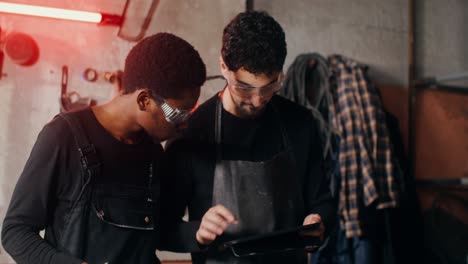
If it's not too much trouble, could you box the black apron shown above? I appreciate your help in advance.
[204,98,307,264]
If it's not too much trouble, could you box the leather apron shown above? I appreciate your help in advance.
[205,98,307,264]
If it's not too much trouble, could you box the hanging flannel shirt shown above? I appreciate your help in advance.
[328,54,402,238]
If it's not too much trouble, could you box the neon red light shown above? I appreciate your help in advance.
[0,2,102,23]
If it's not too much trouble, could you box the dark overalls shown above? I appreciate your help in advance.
[55,113,160,264]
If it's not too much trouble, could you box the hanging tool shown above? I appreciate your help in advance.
[60,65,96,112]
[117,0,160,42]
[0,50,4,80]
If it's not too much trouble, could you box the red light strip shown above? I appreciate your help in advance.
[0,2,102,23]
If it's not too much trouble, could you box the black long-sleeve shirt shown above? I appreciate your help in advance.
[161,95,336,261]
[2,108,162,264]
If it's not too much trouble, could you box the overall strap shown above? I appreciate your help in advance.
[59,112,100,195]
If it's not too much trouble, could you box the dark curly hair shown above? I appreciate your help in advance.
[122,32,206,99]
[221,11,286,77]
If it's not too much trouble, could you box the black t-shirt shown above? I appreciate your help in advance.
[2,108,163,264]
[161,94,336,262]
[79,108,157,185]
[206,96,285,161]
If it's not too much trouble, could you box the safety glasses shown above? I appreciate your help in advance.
[151,93,192,125]
[225,72,284,99]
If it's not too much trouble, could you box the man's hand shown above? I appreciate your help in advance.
[302,214,325,241]
[196,205,238,245]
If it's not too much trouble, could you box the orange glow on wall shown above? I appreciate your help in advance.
[0,2,121,25]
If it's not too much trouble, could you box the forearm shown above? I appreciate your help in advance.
[2,220,82,264]
[158,220,202,252]
[308,196,337,236]
[2,122,83,264]
[306,148,338,235]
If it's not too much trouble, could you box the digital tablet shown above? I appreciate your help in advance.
[223,223,322,257]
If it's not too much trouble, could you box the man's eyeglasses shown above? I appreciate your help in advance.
[225,72,284,99]
[151,93,192,125]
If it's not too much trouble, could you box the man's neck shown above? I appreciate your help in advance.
[220,88,238,117]
[92,99,145,144]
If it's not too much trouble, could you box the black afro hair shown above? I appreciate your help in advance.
[122,32,206,99]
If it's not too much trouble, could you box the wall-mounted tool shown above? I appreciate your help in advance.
[4,32,39,66]
[0,26,3,79]
[206,75,224,81]
[83,67,98,82]
[103,70,123,85]
[82,68,122,85]
[117,0,160,42]
[0,27,40,69]
[60,65,96,112]
[0,50,4,80]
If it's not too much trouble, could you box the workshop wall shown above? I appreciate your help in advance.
[255,0,468,85]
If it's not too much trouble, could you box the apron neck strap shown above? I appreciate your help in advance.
[215,94,223,161]
[270,102,292,152]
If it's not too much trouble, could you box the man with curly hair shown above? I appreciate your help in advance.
[163,11,336,263]
[2,33,206,264]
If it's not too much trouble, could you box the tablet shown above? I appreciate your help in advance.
[223,223,322,257]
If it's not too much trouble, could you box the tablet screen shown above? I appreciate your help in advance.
[223,223,322,257]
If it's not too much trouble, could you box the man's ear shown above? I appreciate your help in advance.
[220,56,229,79]
[220,56,227,70]
[136,89,151,111]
